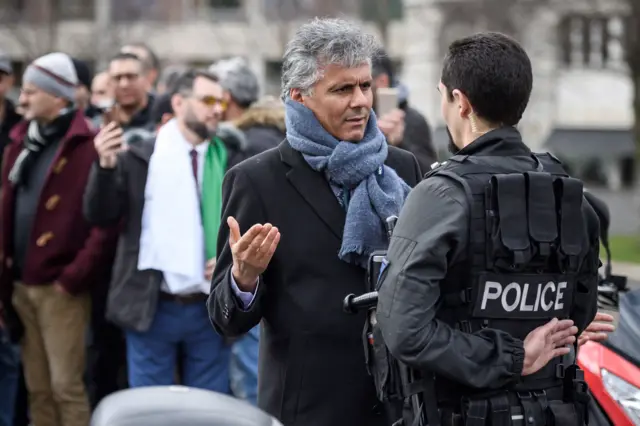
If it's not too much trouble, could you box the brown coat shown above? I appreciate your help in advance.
[0,110,118,299]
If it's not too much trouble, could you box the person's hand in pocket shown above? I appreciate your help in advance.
[205,258,217,282]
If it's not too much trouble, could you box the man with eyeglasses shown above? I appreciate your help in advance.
[104,52,156,145]
[84,68,244,392]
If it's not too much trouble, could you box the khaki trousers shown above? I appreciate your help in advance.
[12,283,91,426]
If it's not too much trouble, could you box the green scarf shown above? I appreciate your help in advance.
[202,137,228,260]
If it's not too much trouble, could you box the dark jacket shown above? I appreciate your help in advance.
[207,141,422,426]
[0,111,119,298]
[0,99,22,176]
[397,104,437,174]
[234,105,286,157]
[377,127,599,395]
[83,134,245,332]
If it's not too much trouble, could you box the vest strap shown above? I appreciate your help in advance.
[464,399,488,426]
[402,375,441,426]
[489,394,510,426]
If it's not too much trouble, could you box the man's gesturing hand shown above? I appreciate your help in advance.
[228,216,280,292]
[522,318,578,376]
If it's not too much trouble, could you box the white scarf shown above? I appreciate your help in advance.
[137,119,206,293]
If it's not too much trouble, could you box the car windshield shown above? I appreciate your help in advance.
[606,289,640,368]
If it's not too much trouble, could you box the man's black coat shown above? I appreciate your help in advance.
[208,140,422,426]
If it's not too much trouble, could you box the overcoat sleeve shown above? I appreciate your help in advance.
[207,166,268,337]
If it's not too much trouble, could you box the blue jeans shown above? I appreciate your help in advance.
[230,325,259,405]
[0,328,19,426]
[125,299,231,393]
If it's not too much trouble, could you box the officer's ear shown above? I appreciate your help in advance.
[451,88,472,119]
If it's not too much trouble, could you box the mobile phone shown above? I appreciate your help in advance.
[100,101,118,127]
[375,87,399,117]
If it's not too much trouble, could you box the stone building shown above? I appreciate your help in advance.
[406,0,634,187]
[0,0,634,185]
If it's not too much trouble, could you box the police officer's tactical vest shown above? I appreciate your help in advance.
[421,151,595,423]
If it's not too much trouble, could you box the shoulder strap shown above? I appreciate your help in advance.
[533,152,568,176]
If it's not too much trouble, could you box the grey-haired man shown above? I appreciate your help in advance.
[209,57,260,121]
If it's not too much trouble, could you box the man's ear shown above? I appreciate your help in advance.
[161,112,173,125]
[171,94,182,114]
[290,88,304,103]
[452,89,472,119]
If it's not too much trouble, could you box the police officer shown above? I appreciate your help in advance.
[376,32,600,426]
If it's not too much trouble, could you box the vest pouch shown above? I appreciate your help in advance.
[525,172,558,262]
[487,175,532,270]
[545,401,582,426]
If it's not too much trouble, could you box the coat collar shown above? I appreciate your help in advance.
[456,126,531,157]
[278,139,345,240]
[9,109,94,147]
[127,136,155,163]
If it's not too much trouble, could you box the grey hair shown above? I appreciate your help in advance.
[158,64,190,92]
[209,57,260,108]
[280,18,380,101]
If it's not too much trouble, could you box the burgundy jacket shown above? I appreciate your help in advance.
[0,110,118,298]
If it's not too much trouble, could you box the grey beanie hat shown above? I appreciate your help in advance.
[23,52,78,101]
[209,57,259,108]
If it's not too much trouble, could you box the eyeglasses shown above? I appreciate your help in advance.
[195,95,228,110]
[111,73,139,82]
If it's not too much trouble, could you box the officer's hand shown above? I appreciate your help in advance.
[94,121,126,169]
[578,312,616,347]
[522,318,578,376]
[228,216,280,292]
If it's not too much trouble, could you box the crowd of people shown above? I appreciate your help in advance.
[0,30,437,426]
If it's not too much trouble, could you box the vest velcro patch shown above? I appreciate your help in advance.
[471,272,574,320]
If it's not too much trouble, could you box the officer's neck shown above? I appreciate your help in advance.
[460,120,498,149]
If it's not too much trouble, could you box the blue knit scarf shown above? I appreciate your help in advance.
[285,99,411,267]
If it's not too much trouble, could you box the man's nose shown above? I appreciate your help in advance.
[117,79,132,88]
[350,86,369,109]
[213,104,224,118]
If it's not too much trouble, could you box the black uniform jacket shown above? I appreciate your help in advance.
[208,140,422,426]
[377,127,600,391]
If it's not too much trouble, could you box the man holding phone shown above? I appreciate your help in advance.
[374,87,405,146]
[373,49,438,173]
[104,53,156,144]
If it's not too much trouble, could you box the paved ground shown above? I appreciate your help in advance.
[587,186,640,236]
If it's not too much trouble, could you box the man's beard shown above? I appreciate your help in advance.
[185,119,213,141]
[446,127,459,154]
[184,107,214,141]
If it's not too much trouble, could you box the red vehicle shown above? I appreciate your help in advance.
[577,192,639,425]
[578,291,640,426]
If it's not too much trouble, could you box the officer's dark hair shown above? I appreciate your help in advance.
[441,32,532,126]
[372,48,394,82]
[170,68,219,97]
